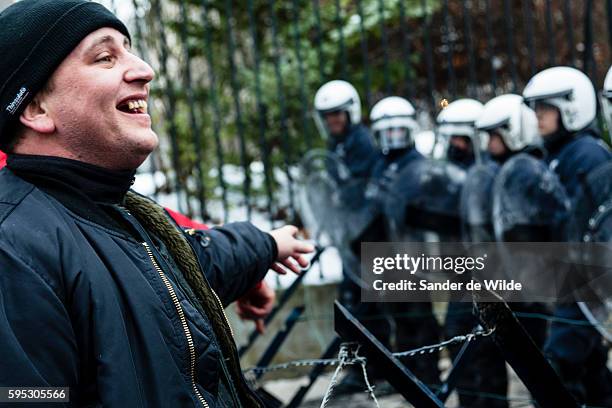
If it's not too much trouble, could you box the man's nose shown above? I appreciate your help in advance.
[124,54,155,84]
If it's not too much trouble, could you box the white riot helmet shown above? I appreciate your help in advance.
[369,96,418,154]
[313,80,361,138]
[523,66,596,132]
[476,94,539,152]
[601,66,612,133]
[436,98,485,163]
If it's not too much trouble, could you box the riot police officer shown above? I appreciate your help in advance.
[311,82,381,394]
[369,96,424,178]
[445,94,541,408]
[369,96,441,387]
[523,66,612,406]
[313,80,378,179]
[437,98,485,168]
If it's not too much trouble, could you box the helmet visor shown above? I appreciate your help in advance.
[375,127,412,152]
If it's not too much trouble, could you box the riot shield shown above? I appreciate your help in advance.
[296,148,381,249]
[568,160,612,341]
[460,162,500,242]
[492,154,570,242]
[384,159,467,242]
[569,160,612,243]
[491,154,571,300]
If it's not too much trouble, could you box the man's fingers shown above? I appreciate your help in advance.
[271,262,288,275]
[236,304,248,319]
[255,319,266,334]
[294,254,310,268]
[295,241,315,254]
[282,258,301,274]
[240,304,269,319]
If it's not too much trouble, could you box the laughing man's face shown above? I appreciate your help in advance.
[41,27,158,170]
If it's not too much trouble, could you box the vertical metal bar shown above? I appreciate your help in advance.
[178,0,207,221]
[584,0,598,80]
[398,0,414,100]
[356,0,372,107]
[545,0,556,66]
[334,0,347,79]
[522,0,537,76]
[268,0,296,220]
[200,1,229,223]
[131,0,159,201]
[224,0,252,221]
[421,0,436,114]
[247,0,275,225]
[462,0,477,98]
[503,0,518,92]
[442,0,457,100]
[377,0,391,95]
[607,0,612,62]
[563,0,576,67]
[484,0,498,94]
[150,0,185,213]
[312,0,325,83]
[291,0,313,153]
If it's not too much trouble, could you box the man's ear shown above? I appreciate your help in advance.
[19,94,55,134]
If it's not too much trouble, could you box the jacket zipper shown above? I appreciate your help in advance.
[143,242,209,408]
[211,289,234,338]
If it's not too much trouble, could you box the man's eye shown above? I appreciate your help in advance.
[96,55,113,63]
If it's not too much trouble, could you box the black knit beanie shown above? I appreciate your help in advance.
[0,0,131,140]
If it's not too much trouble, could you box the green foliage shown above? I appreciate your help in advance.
[142,0,440,207]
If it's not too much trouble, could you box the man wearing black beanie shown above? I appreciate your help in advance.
[0,1,313,407]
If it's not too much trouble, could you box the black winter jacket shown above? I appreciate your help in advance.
[0,167,276,408]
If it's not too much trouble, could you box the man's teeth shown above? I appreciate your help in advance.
[126,100,148,112]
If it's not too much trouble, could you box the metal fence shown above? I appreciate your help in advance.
[103,0,612,225]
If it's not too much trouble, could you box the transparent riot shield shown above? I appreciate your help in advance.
[296,149,382,288]
[568,160,612,341]
[491,154,571,301]
[384,159,467,243]
[492,154,570,242]
[460,162,500,242]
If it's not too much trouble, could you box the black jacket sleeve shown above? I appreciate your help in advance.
[0,241,79,401]
[186,222,278,306]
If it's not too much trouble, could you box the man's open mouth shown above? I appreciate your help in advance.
[117,99,148,114]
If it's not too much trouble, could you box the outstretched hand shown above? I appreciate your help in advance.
[268,225,315,275]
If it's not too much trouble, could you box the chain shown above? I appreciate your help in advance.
[243,327,495,376]
[244,356,346,375]
[393,327,495,358]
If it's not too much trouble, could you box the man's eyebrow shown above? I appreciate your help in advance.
[84,35,131,54]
